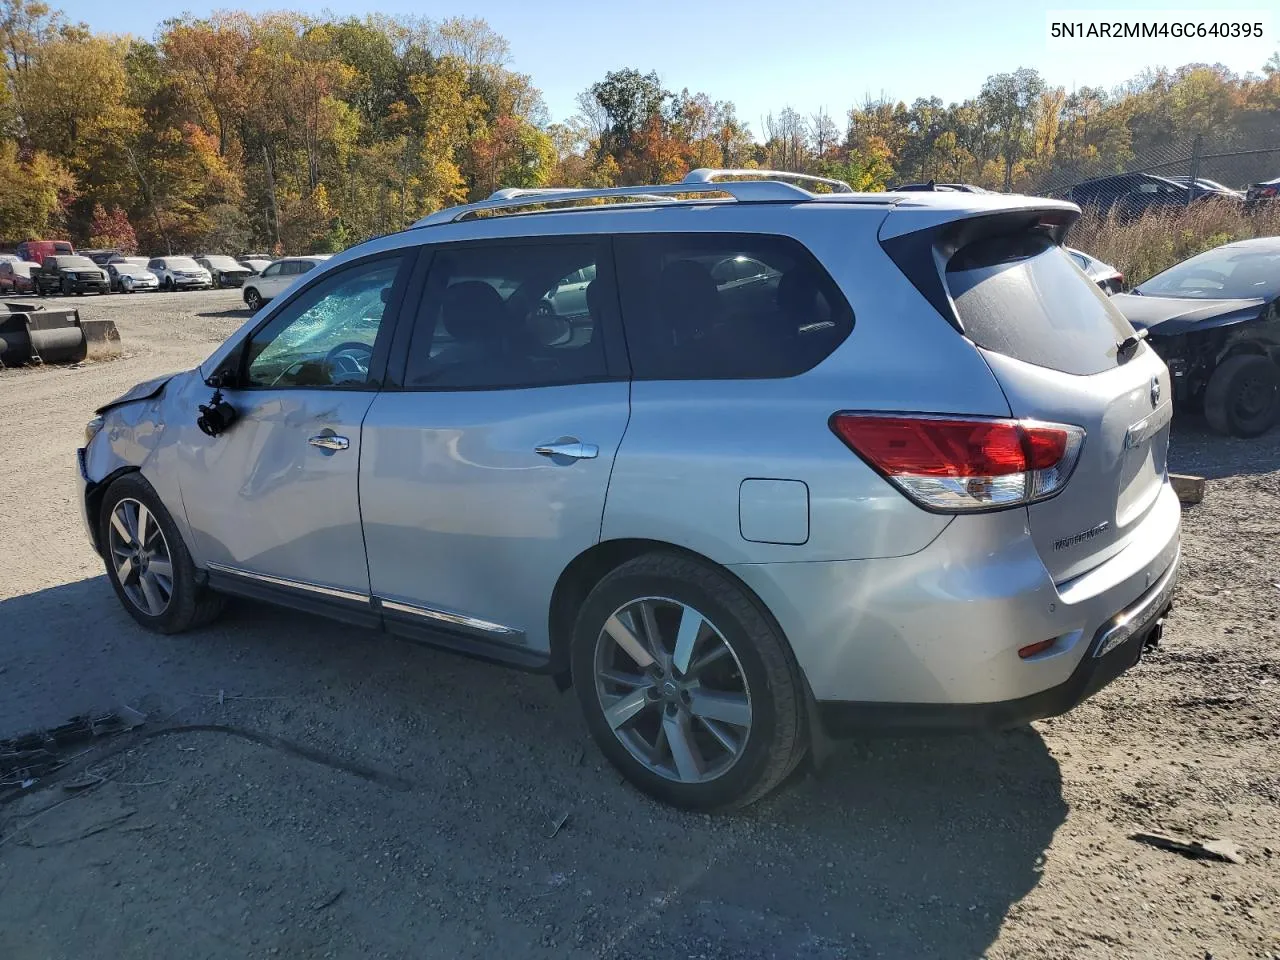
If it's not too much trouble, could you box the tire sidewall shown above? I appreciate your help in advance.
[98,473,201,634]
[1207,355,1280,437]
[571,563,786,810]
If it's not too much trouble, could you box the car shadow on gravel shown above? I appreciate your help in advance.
[194,307,252,319]
[2,579,1066,959]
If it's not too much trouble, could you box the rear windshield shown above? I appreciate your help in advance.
[946,235,1133,377]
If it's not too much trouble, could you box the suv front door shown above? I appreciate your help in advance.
[359,238,630,661]
[176,252,411,620]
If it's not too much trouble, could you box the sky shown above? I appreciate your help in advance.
[54,0,1278,132]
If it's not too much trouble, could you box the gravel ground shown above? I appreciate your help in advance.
[1,290,1278,960]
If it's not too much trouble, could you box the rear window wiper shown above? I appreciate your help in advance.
[1117,328,1148,361]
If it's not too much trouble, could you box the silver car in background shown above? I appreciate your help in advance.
[76,171,1180,810]
[148,256,212,291]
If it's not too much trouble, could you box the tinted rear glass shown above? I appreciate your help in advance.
[946,236,1132,377]
[614,233,853,380]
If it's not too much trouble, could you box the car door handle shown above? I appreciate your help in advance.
[534,440,599,460]
[308,434,350,451]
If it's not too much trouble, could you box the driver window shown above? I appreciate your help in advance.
[403,241,609,389]
[243,256,404,389]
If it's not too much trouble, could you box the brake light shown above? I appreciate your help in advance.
[830,413,1085,512]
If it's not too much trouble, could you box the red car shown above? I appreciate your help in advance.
[0,259,40,295]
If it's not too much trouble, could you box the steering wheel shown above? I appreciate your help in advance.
[324,341,375,381]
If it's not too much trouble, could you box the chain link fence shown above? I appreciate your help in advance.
[1039,120,1280,198]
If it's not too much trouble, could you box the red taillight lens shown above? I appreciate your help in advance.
[830,413,1085,513]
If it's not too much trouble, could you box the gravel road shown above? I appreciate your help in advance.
[1,290,1277,959]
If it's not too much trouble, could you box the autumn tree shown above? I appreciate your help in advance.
[88,202,136,251]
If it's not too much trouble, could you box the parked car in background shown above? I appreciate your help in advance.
[1066,247,1125,294]
[0,260,40,294]
[80,248,121,268]
[1246,176,1280,210]
[241,255,330,310]
[1168,176,1246,200]
[196,255,252,288]
[890,181,992,193]
[1066,173,1240,219]
[107,260,160,293]
[241,258,272,275]
[34,255,109,296]
[1111,236,1280,437]
[77,172,1180,810]
[17,239,74,264]
[148,256,212,291]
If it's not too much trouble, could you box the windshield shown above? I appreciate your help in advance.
[203,256,242,270]
[114,263,147,275]
[1135,243,1280,300]
[60,256,96,269]
[167,257,201,270]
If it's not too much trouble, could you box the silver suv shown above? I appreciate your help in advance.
[77,170,1180,810]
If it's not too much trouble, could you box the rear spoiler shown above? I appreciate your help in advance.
[879,205,1080,332]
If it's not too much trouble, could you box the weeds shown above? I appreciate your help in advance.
[1069,203,1280,287]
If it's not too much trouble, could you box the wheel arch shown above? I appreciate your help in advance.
[84,465,141,556]
[546,538,793,690]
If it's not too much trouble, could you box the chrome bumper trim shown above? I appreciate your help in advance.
[1093,547,1180,658]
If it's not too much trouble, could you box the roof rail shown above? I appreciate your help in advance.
[411,178,814,228]
[682,168,854,194]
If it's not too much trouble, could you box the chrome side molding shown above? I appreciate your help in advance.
[379,598,522,638]
[205,562,369,604]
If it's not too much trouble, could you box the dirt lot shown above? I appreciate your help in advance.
[1,289,1278,959]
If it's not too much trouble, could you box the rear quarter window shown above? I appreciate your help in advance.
[946,236,1133,377]
[614,232,853,380]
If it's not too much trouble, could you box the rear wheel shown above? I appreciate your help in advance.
[1204,354,1280,438]
[571,552,806,810]
[99,473,224,633]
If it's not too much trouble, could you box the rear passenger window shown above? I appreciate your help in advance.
[404,240,611,389]
[614,233,853,380]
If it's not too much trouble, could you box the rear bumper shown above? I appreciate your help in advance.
[817,550,1178,733]
[730,481,1182,720]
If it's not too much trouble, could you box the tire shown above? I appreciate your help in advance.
[1204,354,1280,438]
[61,277,72,296]
[98,473,225,634]
[571,552,806,811]
[244,288,263,311]
[163,277,173,291]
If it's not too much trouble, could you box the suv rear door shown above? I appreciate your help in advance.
[886,210,1171,583]
[359,237,630,660]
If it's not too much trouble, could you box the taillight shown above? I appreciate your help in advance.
[830,413,1085,513]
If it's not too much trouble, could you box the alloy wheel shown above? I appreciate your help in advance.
[107,498,174,617]
[593,597,752,784]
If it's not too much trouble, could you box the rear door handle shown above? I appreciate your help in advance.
[535,440,599,460]
[308,434,350,451]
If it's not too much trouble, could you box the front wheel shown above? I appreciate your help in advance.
[1204,354,1280,438]
[244,288,263,311]
[98,473,224,633]
[571,552,807,811]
